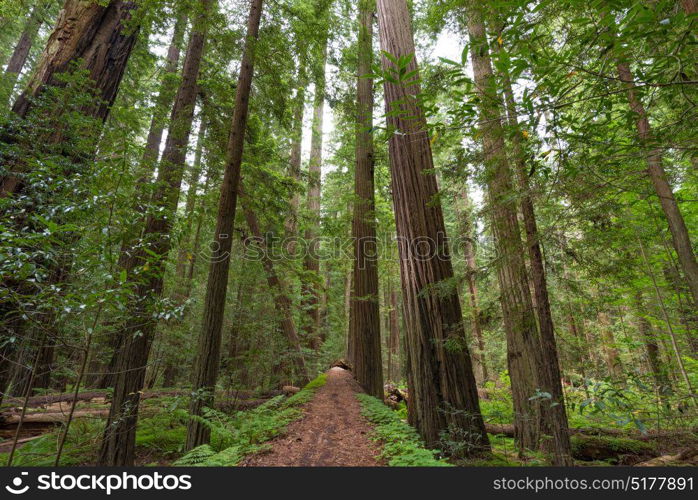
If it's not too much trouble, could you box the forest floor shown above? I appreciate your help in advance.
[240,367,384,466]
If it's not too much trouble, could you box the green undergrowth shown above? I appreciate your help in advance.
[356,393,452,467]
[0,419,103,466]
[174,373,327,466]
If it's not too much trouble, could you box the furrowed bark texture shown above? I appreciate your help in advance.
[185,0,263,451]
[499,55,572,465]
[98,0,211,466]
[616,61,698,311]
[2,0,139,196]
[376,0,489,455]
[465,6,542,452]
[348,0,383,399]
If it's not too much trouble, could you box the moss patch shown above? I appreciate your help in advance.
[571,435,656,463]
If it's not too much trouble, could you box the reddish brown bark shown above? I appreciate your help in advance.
[185,0,264,451]
[4,2,47,98]
[458,188,487,383]
[240,189,309,385]
[283,61,306,255]
[498,48,572,464]
[465,6,542,455]
[376,0,489,454]
[302,35,328,350]
[2,0,139,196]
[348,0,383,398]
[98,0,211,466]
[174,117,207,301]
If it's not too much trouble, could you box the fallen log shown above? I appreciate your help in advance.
[331,359,351,371]
[1,409,110,425]
[282,386,300,396]
[484,423,695,442]
[635,448,698,466]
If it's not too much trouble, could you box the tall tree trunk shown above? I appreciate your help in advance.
[616,62,698,310]
[98,0,211,466]
[498,47,572,465]
[388,287,400,382]
[283,61,306,256]
[348,0,383,398]
[240,190,309,385]
[174,117,207,301]
[376,0,489,455]
[3,1,47,102]
[185,0,263,451]
[0,0,140,403]
[464,4,542,455]
[302,34,328,350]
[137,9,188,185]
[637,237,697,405]
[94,13,188,390]
[458,187,487,383]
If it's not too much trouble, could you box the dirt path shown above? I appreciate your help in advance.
[241,367,384,467]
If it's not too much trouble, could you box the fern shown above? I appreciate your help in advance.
[356,393,452,467]
[173,445,217,466]
[175,373,327,466]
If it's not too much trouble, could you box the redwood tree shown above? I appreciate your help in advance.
[348,0,383,398]
[2,0,139,195]
[376,0,489,455]
[464,4,543,456]
[98,0,212,465]
[302,32,328,349]
[185,0,264,451]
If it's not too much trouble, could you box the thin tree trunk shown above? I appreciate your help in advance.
[55,303,102,465]
[464,4,542,455]
[616,62,698,310]
[597,310,623,379]
[98,0,211,466]
[376,0,489,455]
[283,61,306,256]
[637,237,697,406]
[185,169,212,297]
[459,188,487,383]
[498,48,572,464]
[348,0,383,399]
[185,0,263,451]
[174,117,207,301]
[240,190,309,385]
[0,1,140,376]
[302,34,328,350]
[139,10,188,173]
[2,0,139,191]
[634,291,670,391]
[388,287,400,382]
[3,1,47,101]
[93,16,188,390]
